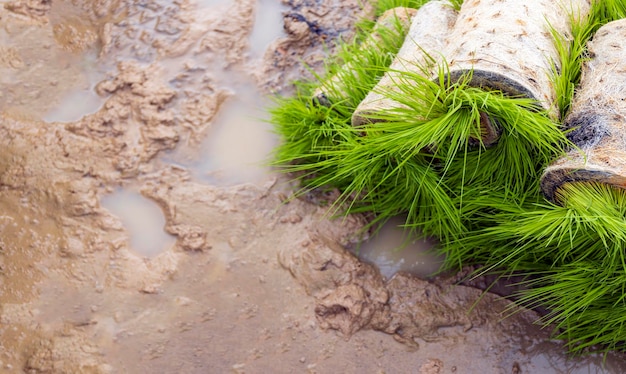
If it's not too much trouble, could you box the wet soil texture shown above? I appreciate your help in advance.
[1,0,625,373]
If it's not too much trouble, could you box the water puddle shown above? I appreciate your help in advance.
[165,81,277,186]
[42,50,106,123]
[354,217,444,279]
[249,0,287,58]
[161,0,283,186]
[101,189,176,257]
[189,0,285,187]
[196,88,277,185]
[521,341,626,373]
[43,87,105,122]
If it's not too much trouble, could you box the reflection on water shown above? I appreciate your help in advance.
[0,11,107,122]
[43,84,105,123]
[197,0,286,59]
[354,216,444,279]
[249,0,287,57]
[163,75,277,186]
[196,88,277,185]
[43,49,106,122]
[101,189,176,257]
[521,340,625,373]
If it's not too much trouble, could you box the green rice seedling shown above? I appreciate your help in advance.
[316,139,464,239]
[443,182,626,353]
[271,83,353,168]
[272,0,569,241]
[463,1,626,352]
[271,6,411,181]
[375,0,429,15]
[271,2,430,227]
[356,64,569,235]
[274,66,569,242]
[589,0,626,26]
[441,183,625,271]
[539,184,626,354]
[549,18,591,120]
[272,83,465,238]
[517,262,626,353]
[435,0,626,353]
[372,64,566,189]
[550,0,626,118]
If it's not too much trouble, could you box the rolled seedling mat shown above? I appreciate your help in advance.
[271,1,576,242]
[542,19,626,204]
[312,7,416,107]
[351,0,458,127]
[439,0,591,144]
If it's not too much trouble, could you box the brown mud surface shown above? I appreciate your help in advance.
[1,0,626,372]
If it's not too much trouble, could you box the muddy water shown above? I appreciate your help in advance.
[156,0,281,185]
[101,189,176,257]
[249,0,287,57]
[354,216,443,279]
[42,50,106,123]
[2,0,626,372]
[166,72,278,185]
[198,90,277,185]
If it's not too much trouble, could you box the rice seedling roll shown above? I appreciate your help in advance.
[312,7,416,107]
[351,0,458,127]
[542,19,626,204]
[442,0,591,130]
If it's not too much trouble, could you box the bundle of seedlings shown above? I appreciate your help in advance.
[272,0,626,352]
[272,0,466,239]
[440,7,626,353]
[350,0,457,127]
[312,6,417,107]
[272,1,423,168]
[272,0,584,240]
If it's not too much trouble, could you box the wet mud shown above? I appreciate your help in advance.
[1,0,626,372]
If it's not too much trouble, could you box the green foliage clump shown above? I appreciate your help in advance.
[272,0,568,240]
[270,0,626,354]
[550,0,626,118]
[456,0,626,354]
[455,183,626,353]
